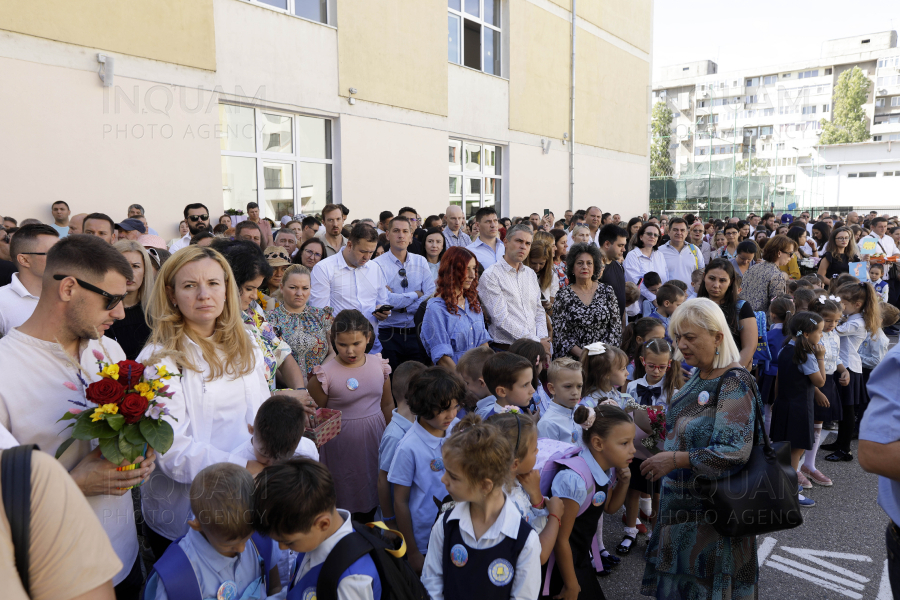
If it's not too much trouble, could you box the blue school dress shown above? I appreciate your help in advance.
[770,342,817,451]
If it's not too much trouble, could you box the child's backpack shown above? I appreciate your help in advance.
[317,521,428,600]
[737,300,770,363]
[147,531,275,600]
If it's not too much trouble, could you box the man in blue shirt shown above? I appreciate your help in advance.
[467,207,505,269]
[373,216,435,371]
[859,343,900,593]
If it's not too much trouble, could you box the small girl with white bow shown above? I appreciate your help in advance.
[579,342,632,409]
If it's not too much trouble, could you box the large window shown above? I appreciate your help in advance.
[448,0,501,76]
[219,104,333,221]
[449,139,501,218]
[249,0,328,24]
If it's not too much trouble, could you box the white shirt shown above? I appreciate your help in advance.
[233,436,319,463]
[0,330,138,585]
[168,233,191,252]
[0,273,39,336]
[658,241,705,287]
[137,336,269,540]
[309,250,389,352]
[480,258,548,344]
[873,233,900,257]
[291,510,374,600]
[422,496,541,600]
[623,247,669,301]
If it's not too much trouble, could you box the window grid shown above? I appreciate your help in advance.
[448,0,502,77]
[246,0,329,25]
[449,138,502,219]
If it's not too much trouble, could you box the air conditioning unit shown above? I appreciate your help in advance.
[701,91,710,98]
[879,88,889,95]
[761,134,771,139]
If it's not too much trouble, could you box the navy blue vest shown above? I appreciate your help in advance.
[286,545,382,600]
[440,510,532,600]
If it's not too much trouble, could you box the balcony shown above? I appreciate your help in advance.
[872,117,900,135]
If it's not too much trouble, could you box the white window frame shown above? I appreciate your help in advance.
[448,0,502,77]
[219,103,335,219]
[448,138,503,219]
[243,0,332,26]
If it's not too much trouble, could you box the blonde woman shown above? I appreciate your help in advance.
[108,240,156,360]
[136,245,270,559]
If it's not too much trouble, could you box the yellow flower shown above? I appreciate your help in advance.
[257,290,268,310]
[151,380,164,391]
[156,365,173,380]
[98,364,120,380]
[91,403,119,422]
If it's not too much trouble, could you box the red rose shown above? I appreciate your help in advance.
[85,378,126,405]
[119,394,149,424]
[116,360,146,389]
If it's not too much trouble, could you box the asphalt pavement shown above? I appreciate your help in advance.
[598,439,892,599]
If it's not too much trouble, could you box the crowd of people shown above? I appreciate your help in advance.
[1,200,900,600]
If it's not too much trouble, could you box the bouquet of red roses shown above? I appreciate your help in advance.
[55,351,178,469]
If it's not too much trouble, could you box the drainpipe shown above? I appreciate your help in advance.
[569,0,577,213]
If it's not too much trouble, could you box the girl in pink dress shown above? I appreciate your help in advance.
[309,309,393,520]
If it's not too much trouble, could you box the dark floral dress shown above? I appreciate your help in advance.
[641,368,763,600]
[550,282,622,358]
[267,304,334,377]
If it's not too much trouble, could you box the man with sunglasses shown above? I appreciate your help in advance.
[169,203,210,252]
[0,234,156,599]
[0,223,59,335]
[373,215,434,370]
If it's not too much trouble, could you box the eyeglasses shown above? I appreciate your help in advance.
[641,359,672,372]
[303,249,322,260]
[835,236,850,242]
[398,268,408,289]
[53,274,126,310]
[188,214,209,222]
[644,232,660,239]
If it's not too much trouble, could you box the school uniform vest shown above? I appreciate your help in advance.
[286,549,382,600]
[441,511,532,600]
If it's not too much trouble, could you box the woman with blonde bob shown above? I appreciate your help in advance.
[108,239,156,360]
[136,245,270,559]
[639,298,762,600]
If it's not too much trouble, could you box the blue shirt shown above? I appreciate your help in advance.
[442,226,471,248]
[550,448,610,506]
[420,298,491,364]
[859,344,900,524]
[379,409,413,472]
[788,339,821,376]
[648,309,671,340]
[144,528,277,600]
[537,401,580,444]
[860,330,889,369]
[468,237,505,269]
[763,324,786,376]
[373,250,435,328]
[474,395,497,418]
[387,418,460,554]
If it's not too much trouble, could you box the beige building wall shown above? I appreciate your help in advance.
[0,0,216,70]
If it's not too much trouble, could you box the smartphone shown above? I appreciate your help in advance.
[544,209,550,216]
[373,305,394,314]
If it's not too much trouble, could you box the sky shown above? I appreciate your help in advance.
[652,0,900,81]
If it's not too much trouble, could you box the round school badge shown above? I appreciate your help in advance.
[217,581,238,600]
[301,587,317,600]
[698,391,710,406]
[346,378,359,391]
[450,544,468,567]
[488,559,514,586]
[592,491,607,507]
[571,432,578,443]
[430,458,444,472]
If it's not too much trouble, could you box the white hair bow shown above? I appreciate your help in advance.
[585,342,607,356]
[818,295,827,304]
[829,295,840,302]
[579,409,597,430]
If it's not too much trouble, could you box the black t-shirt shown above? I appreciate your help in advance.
[731,300,757,350]
[0,259,16,287]
[600,260,626,317]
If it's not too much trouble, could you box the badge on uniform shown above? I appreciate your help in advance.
[488,559,514,586]
[301,587,317,600]
[592,491,607,507]
[346,378,359,391]
[698,391,710,406]
[430,458,444,472]
[571,432,578,443]
[450,544,468,567]
[217,581,238,600]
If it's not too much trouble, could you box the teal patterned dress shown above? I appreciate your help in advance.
[641,368,763,600]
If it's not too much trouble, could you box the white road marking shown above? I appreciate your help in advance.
[768,555,865,591]
[757,536,777,567]
[779,546,872,582]
[876,559,893,600]
[766,561,864,599]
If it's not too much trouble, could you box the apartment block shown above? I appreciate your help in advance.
[0,0,653,236]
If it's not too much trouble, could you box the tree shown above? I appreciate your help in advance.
[650,101,674,177]
[735,158,771,177]
[819,66,870,145]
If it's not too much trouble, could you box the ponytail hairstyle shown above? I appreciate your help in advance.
[581,345,628,397]
[807,295,842,321]
[441,414,514,492]
[768,296,795,326]
[330,309,375,353]
[785,311,823,366]
[634,338,683,402]
[836,281,882,339]
[508,338,549,391]
[621,317,667,366]
[486,412,538,463]
[573,405,633,447]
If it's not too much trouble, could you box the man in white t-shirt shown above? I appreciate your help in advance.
[0,223,59,335]
[0,234,156,597]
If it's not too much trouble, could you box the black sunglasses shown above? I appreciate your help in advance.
[53,274,126,310]
[398,268,408,289]
[188,214,209,222]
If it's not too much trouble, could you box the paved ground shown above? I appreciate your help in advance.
[599,439,892,599]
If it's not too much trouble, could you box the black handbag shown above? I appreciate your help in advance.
[697,369,803,538]
[2,445,39,596]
